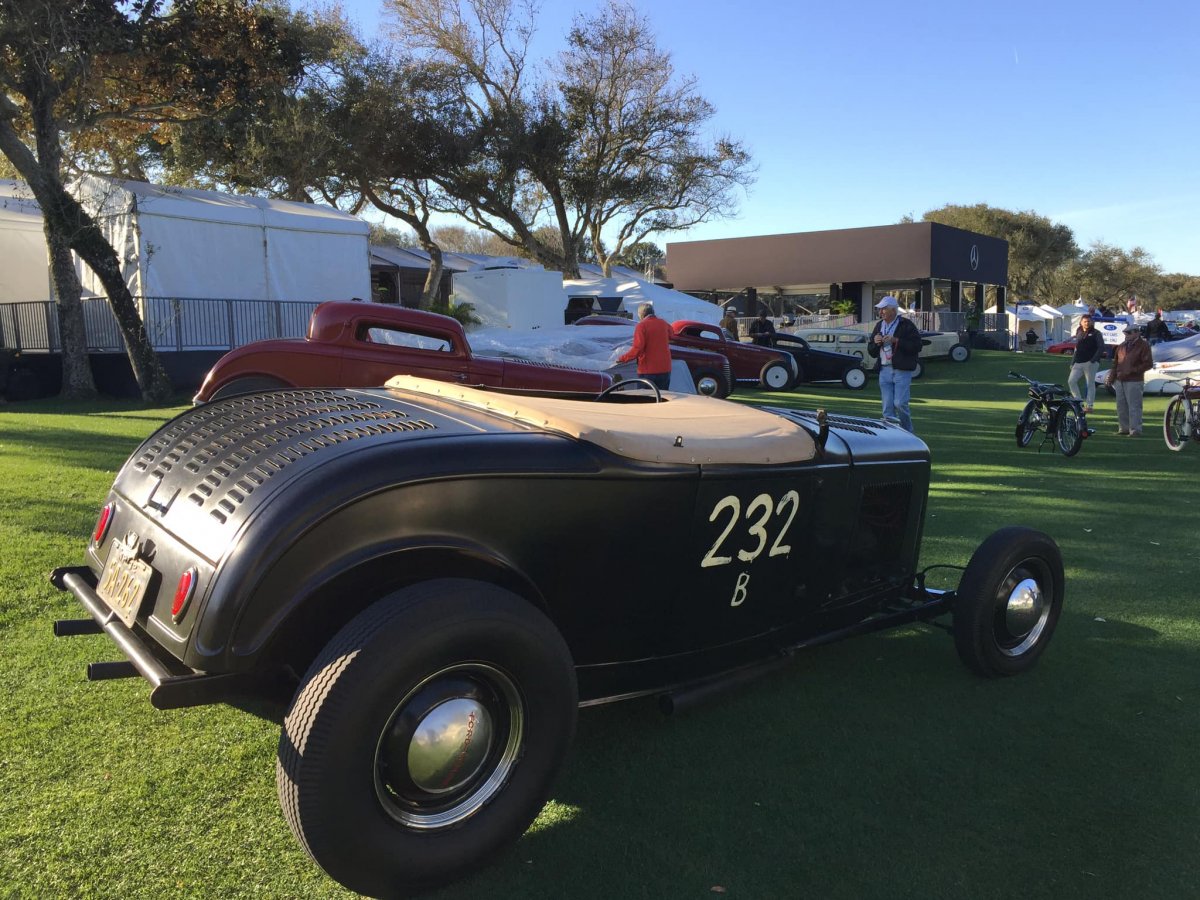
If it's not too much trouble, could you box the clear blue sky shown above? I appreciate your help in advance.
[324,0,1200,274]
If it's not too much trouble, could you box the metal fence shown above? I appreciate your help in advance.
[0,297,320,353]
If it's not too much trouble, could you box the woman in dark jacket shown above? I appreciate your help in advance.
[1066,314,1106,412]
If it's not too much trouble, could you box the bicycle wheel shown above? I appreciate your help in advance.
[1164,395,1190,451]
[1015,400,1039,448]
[1054,405,1084,456]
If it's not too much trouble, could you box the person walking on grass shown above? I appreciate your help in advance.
[1067,314,1106,412]
[867,296,923,433]
[617,302,673,390]
[1106,323,1153,436]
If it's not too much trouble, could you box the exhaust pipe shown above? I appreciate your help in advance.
[658,654,792,716]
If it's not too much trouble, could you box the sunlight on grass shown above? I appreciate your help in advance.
[526,799,583,834]
[3,351,1198,900]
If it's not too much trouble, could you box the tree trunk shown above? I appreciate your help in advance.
[418,238,445,309]
[45,225,97,399]
[63,209,174,404]
[1,112,173,404]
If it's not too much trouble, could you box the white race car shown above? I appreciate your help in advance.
[1096,359,1200,395]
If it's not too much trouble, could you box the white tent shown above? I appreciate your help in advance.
[564,271,720,325]
[988,303,1059,347]
[1036,304,1066,342]
[74,176,371,302]
[0,180,52,302]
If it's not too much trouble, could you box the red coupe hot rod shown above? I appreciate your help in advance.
[194,302,612,402]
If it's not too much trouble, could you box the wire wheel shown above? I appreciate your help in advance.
[1164,396,1191,451]
[1054,405,1084,456]
[1015,400,1040,448]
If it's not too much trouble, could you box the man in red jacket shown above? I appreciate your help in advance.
[618,303,673,390]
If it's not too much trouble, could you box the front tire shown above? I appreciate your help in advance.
[760,360,793,391]
[953,527,1064,677]
[949,343,971,363]
[911,360,924,379]
[842,366,867,390]
[1054,406,1084,456]
[1015,399,1039,448]
[277,580,577,897]
[1164,395,1189,451]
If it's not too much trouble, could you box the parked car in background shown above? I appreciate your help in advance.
[54,375,1065,896]
[1096,359,1200,396]
[1046,337,1078,355]
[919,330,972,363]
[195,302,612,402]
[572,315,734,397]
[669,320,798,390]
[768,333,868,389]
[793,324,972,377]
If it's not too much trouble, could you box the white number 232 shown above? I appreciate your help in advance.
[700,490,799,568]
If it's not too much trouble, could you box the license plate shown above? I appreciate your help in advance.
[97,539,153,627]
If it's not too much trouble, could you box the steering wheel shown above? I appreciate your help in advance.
[597,377,663,403]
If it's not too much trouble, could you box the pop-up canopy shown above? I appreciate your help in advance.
[74,176,370,302]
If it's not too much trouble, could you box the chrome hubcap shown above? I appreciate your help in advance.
[408,698,493,794]
[697,376,719,396]
[997,572,1050,656]
[374,663,523,829]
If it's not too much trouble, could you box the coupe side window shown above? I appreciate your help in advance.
[808,333,832,344]
[363,326,454,353]
[841,334,867,345]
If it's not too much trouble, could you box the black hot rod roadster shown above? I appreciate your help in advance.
[53,376,1064,896]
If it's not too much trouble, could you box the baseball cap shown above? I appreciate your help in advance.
[875,296,898,309]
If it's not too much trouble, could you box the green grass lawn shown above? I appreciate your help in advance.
[1,351,1197,899]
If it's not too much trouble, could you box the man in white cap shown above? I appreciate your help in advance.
[867,296,923,432]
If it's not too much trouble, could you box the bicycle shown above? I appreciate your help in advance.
[1009,372,1094,457]
[1163,379,1200,451]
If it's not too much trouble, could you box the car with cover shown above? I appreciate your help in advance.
[53,377,1065,897]
[572,314,735,397]
[194,301,611,402]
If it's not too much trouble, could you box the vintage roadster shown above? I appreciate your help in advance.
[53,377,1064,897]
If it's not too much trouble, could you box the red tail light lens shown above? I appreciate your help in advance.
[171,568,197,621]
[92,502,114,545]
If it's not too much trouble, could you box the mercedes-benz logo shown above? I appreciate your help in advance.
[969,245,980,271]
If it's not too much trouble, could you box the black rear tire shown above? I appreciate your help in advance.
[1054,405,1084,456]
[277,580,577,897]
[953,527,1064,677]
[911,360,924,379]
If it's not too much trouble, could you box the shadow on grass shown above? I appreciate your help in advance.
[440,608,1198,899]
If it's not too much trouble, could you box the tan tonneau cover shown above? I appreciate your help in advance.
[384,376,817,465]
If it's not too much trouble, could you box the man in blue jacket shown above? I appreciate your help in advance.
[867,296,923,432]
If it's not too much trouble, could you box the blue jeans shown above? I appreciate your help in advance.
[639,372,671,390]
[879,365,914,432]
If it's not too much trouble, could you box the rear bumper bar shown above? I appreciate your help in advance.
[50,566,261,710]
